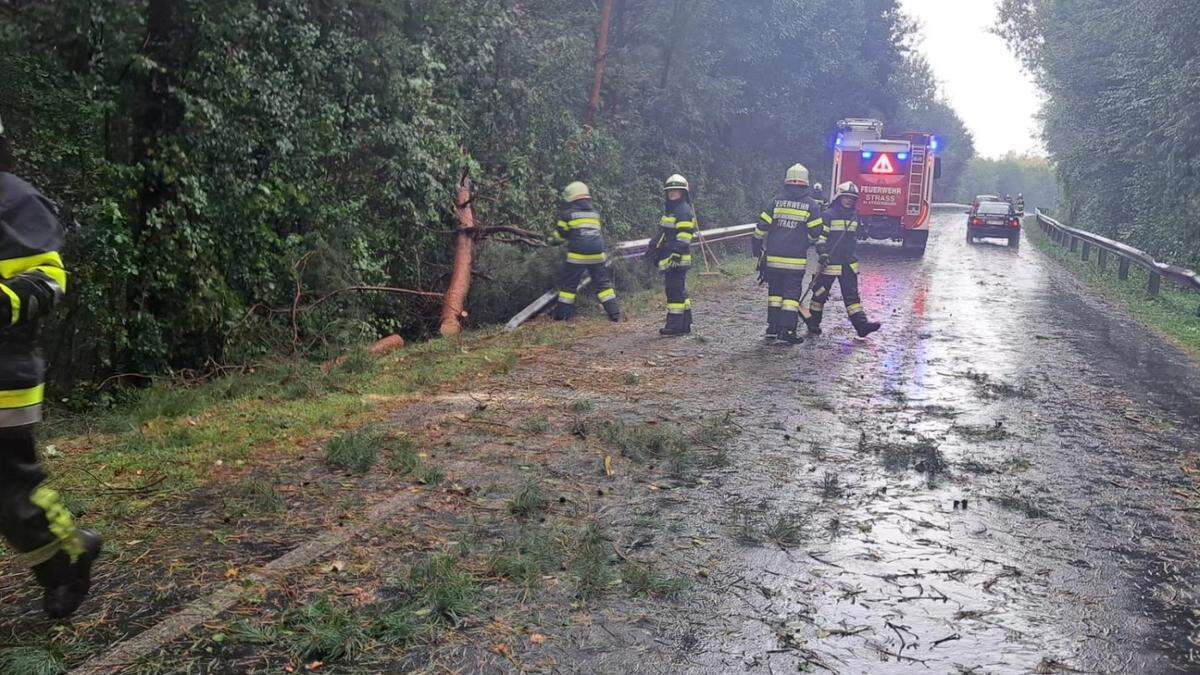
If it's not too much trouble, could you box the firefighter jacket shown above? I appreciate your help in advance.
[815,201,861,276]
[752,186,823,271]
[0,172,67,428]
[550,198,608,265]
[653,198,695,271]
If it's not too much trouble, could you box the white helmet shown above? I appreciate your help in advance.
[663,174,690,193]
[561,181,591,202]
[834,181,860,201]
[785,163,810,186]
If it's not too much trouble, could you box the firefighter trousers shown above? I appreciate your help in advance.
[0,426,57,556]
[555,262,620,321]
[662,267,691,332]
[808,269,870,329]
[766,269,805,336]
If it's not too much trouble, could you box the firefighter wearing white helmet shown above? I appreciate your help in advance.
[806,181,881,338]
[651,174,695,335]
[0,113,103,619]
[547,181,621,322]
[751,163,825,344]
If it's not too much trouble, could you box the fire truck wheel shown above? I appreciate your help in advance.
[902,231,928,257]
[1008,233,1020,249]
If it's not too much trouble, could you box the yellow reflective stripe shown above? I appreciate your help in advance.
[567,252,606,263]
[823,265,843,276]
[0,384,45,409]
[30,487,83,561]
[661,216,678,224]
[676,232,694,242]
[774,208,810,219]
[847,303,864,316]
[684,298,692,309]
[850,261,860,273]
[781,299,801,311]
[667,302,687,314]
[760,212,773,224]
[0,284,19,324]
[0,252,67,291]
[597,288,616,301]
[558,291,576,304]
[754,228,767,239]
[807,217,824,230]
[830,219,854,231]
[568,218,601,229]
[768,296,782,307]
[675,220,696,231]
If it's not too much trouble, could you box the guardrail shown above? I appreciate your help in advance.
[1034,209,1200,307]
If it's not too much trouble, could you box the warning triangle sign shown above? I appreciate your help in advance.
[871,154,895,174]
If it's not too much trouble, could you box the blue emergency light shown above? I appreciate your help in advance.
[861,151,874,159]
[930,137,940,152]
[897,152,909,161]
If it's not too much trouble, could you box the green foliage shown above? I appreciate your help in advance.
[997,2,1200,266]
[1,0,973,390]
[0,646,68,675]
[402,554,479,626]
[282,595,370,662]
[957,154,1060,210]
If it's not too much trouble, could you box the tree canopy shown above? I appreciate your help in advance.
[997,0,1200,265]
[0,0,972,388]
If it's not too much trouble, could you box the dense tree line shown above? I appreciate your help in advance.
[956,154,1059,211]
[0,0,971,389]
[997,1,1200,265]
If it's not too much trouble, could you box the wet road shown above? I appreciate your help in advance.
[573,210,1200,673]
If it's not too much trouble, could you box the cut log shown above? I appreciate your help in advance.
[440,170,475,336]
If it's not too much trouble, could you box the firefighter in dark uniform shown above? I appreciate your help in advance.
[1015,193,1026,215]
[752,164,824,344]
[0,115,102,619]
[652,174,695,336]
[805,181,882,338]
[548,181,621,322]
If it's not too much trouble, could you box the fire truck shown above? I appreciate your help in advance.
[830,118,941,256]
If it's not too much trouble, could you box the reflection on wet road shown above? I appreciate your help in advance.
[632,211,1200,673]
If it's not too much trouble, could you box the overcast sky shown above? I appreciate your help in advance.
[898,0,1045,158]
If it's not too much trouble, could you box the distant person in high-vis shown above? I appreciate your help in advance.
[651,174,695,336]
[806,181,881,338]
[752,163,824,344]
[0,115,102,619]
[548,181,621,322]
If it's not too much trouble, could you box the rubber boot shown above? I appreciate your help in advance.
[777,329,804,345]
[602,299,621,323]
[852,314,881,338]
[765,307,780,340]
[554,301,574,321]
[805,313,823,336]
[32,530,103,619]
[659,312,688,336]
[683,309,693,333]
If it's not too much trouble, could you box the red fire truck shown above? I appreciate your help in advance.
[830,118,941,256]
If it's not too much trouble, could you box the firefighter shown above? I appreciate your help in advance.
[752,164,824,344]
[652,174,695,336]
[806,181,882,338]
[1015,193,1026,215]
[0,115,102,619]
[548,181,621,323]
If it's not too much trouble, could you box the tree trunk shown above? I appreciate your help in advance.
[585,0,616,127]
[439,170,476,336]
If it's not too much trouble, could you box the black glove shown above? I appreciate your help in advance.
[818,253,831,266]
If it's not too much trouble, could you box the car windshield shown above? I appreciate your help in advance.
[978,202,1012,215]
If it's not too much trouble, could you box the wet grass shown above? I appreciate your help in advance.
[1027,220,1200,357]
[0,646,71,675]
[282,595,372,661]
[820,471,843,499]
[597,414,740,480]
[868,436,949,477]
[325,426,388,474]
[994,492,1054,519]
[520,416,550,434]
[955,420,1013,441]
[490,527,560,592]
[734,507,810,548]
[508,481,548,519]
[571,522,619,601]
[621,563,691,598]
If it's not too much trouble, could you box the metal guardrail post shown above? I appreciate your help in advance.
[1148,272,1161,297]
[1081,241,1091,261]
[1097,247,1109,271]
[1119,258,1131,280]
[1068,235,1077,252]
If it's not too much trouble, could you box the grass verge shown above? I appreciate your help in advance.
[1026,220,1200,356]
